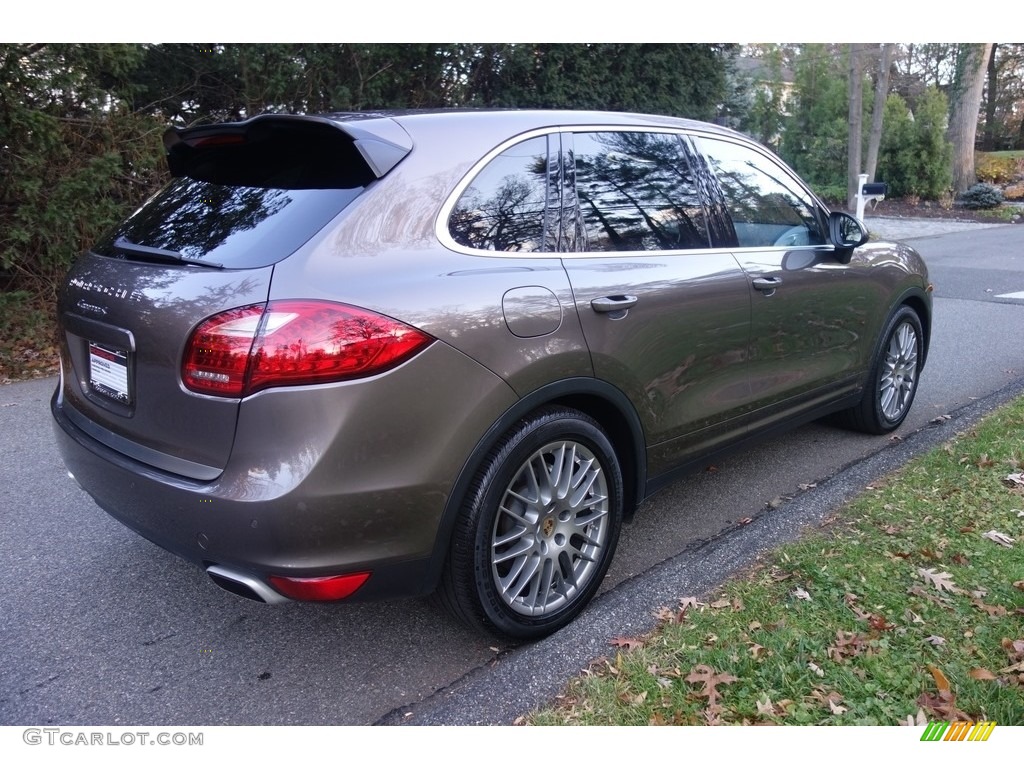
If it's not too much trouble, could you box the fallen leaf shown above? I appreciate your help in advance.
[931,414,952,424]
[924,635,946,646]
[869,614,896,632]
[905,609,925,624]
[738,516,753,526]
[917,690,968,721]
[749,643,766,659]
[918,568,957,593]
[709,598,731,609]
[749,620,762,631]
[767,496,785,510]
[756,697,776,716]
[632,690,648,706]
[828,631,870,661]
[798,482,817,491]
[679,596,704,611]
[1002,638,1024,662]
[808,662,825,678]
[829,699,848,715]
[969,668,997,680]
[883,525,901,535]
[928,665,951,692]
[793,587,812,601]
[1015,581,1024,592]
[982,530,1015,548]
[1004,472,1024,487]
[972,599,1007,617]
[653,605,687,624]
[897,708,929,726]
[610,636,644,651]
[685,665,738,713]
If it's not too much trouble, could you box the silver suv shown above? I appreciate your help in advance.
[52,110,931,639]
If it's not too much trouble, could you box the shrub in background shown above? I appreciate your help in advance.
[876,88,952,200]
[974,153,1019,184]
[960,183,1005,209]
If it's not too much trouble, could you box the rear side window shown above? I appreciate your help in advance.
[572,132,710,252]
[93,121,371,269]
[448,136,556,252]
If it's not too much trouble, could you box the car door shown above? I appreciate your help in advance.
[692,134,875,427]
[559,130,753,477]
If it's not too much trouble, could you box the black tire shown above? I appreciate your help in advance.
[837,305,924,434]
[436,406,623,641]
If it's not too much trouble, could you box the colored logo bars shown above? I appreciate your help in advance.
[921,721,997,742]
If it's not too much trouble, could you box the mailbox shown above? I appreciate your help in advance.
[861,182,888,196]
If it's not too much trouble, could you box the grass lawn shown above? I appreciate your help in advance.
[529,398,1024,726]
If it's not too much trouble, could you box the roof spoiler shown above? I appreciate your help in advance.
[163,114,413,181]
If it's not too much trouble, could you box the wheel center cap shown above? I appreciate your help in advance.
[541,517,556,538]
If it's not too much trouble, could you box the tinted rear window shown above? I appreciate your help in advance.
[93,179,362,269]
[94,121,372,268]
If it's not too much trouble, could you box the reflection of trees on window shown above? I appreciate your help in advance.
[96,177,360,267]
[449,137,553,252]
[696,138,824,248]
[572,132,710,252]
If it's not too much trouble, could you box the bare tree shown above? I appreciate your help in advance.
[847,44,864,211]
[948,43,993,195]
[865,43,895,182]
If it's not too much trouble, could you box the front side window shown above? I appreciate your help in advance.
[572,131,710,252]
[448,136,556,252]
[695,137,825,248]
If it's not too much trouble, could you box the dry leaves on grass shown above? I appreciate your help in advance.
[685,665,738,722]
[828,631,871,662]
[981,530,1015,547]
[918,567,958,593]
[609,636,644,651]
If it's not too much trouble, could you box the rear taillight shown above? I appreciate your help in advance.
[182,300,432,397]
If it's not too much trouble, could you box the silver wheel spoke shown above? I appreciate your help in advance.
[878,321,918,421]
[490,438,611,617]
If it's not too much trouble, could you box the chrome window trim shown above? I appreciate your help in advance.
[437,124,715,260]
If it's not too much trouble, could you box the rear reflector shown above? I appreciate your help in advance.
[268,572,371,601]
[183,300,432,397]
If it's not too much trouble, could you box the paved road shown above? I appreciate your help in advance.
[2,223,1022,726]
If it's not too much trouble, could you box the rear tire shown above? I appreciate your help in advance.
[838,305,923,434]
[437,406,623,641]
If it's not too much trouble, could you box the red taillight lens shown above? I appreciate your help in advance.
[182,301,432,397]
[268,572,371,601]
[182,304,264,397]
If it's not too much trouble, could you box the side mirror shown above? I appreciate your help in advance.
[828,211,869,250]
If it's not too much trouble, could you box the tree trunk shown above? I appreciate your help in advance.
[847,44,864,211]
[865,43,894,182]
[948,43,993,195]
[983,44,999,151]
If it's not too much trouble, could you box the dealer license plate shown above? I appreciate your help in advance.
[88,343,131,404]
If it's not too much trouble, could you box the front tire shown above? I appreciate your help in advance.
[839,305,923,434]
[437,406,623,640]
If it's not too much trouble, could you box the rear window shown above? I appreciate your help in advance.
[93,120,372,269]
[93,180,362,269]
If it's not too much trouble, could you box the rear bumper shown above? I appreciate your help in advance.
[51,341,518,602]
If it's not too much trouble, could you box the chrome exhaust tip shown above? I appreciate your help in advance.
[205,564,290,604]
